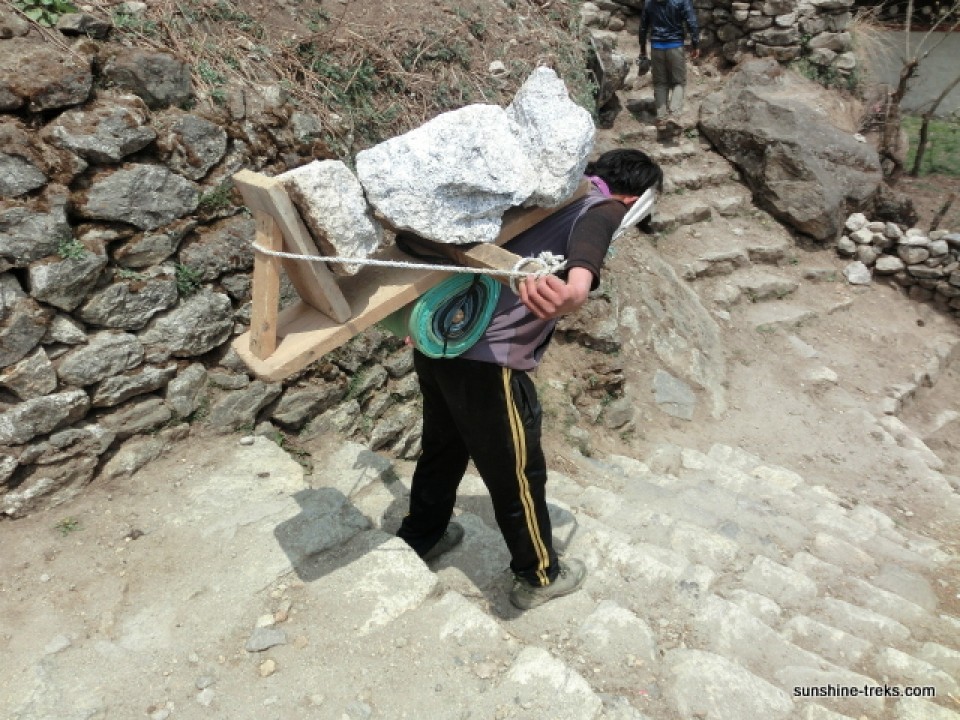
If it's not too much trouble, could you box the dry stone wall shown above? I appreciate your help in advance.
[0,12,619,519]
[838,214,960,318]
[592,0,862,80]
[0,14,427,518]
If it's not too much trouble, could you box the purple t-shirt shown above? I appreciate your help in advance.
[460,187,622,371]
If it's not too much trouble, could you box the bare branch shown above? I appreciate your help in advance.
[915,11,960,62]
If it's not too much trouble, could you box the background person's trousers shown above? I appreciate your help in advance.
[397,351,559,587]
[651,46,687,117]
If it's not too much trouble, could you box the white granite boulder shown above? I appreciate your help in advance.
[279,160,383,277]
[507,66,595,207]
[356,104,539,245]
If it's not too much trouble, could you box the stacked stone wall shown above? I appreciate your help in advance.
[838,214,960,316]
[0,13,424,517]
[589,0,862,79]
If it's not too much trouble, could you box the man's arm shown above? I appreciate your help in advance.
[518,201,625,320]
[638,0,649,57]
[517,268,594,321]
[684,0,700,57]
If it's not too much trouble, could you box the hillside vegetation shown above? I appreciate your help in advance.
[69,0,597,159]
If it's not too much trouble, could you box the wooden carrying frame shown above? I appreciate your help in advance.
[231,170,588,381]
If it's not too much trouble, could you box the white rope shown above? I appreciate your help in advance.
[250,189,656,294]
[250,242,568,294]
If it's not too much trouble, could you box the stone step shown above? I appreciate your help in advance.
[653,200,794,260]
[662,649,794,720]
[662,159,739,194]
[303,443,960,719]
[704,268,801,307]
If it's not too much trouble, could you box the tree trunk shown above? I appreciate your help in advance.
[910,71,960,177]
[930,193,956,233]
[881,60,919,181]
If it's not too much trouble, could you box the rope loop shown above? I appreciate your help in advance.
[508,251,567,294]
[250,243,567,294]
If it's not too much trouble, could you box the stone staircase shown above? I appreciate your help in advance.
[256,435,958,720]
[8,429,956,720]
[209,59,960,720]
[6,45,960,720]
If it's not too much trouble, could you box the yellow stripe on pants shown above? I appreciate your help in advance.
[502,368,550,586]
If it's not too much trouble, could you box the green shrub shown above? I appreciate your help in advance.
[57,236,87,261]
[903,115,960,176]
[198,184,235,211]
[13,0,77,27]
[175,264,203,296]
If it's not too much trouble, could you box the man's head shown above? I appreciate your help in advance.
[585,149,663,198]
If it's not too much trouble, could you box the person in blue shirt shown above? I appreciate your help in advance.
[638,0,700,130]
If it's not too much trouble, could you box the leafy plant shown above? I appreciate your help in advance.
[13,0,77,27]
[175,263,203,296]
[198,184,235,211]
[54,516,81,536]
[57,236,87,261]
[111,9,158,36]
[196,60,225,86]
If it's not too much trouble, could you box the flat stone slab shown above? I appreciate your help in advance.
[742,302,819,331]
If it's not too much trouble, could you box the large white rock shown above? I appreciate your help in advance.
[356,104,539,245]
[280,159,384,276]
[507,66,595,207]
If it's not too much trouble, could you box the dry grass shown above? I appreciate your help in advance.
[848,7,894,85]
[78,0,594,159]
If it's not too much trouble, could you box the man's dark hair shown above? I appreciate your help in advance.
[585,149,663,196]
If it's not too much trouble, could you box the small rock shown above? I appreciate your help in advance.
[246,626,287,652]
[843,261,871,285]
[259,658,277,677]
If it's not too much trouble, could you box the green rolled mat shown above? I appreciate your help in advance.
[379,274,501,358]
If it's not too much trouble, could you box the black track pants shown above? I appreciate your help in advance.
[397,351,559,586]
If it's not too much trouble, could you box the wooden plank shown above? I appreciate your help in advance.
[233,179,592,380]
[248,213,283,359]
[233,245,458,381]
[233,170,352,323]
[397,235,521,287]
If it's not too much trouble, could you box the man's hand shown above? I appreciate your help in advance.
[517,268,593,320]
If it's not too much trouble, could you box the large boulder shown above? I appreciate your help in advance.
[699,59,881,242]
[356,104,538,245]
[279,160,384,277]
[507,67,595,207]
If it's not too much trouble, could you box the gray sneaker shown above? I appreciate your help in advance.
[509,558,587,610]
[422,522,464,562]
